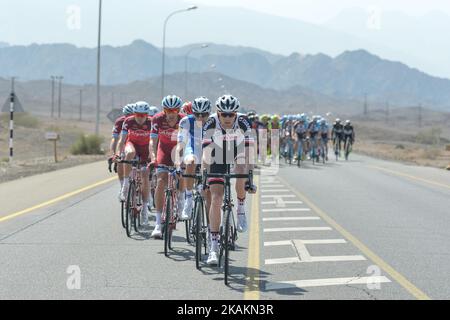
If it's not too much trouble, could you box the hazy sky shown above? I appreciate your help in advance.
[187,0,450,23]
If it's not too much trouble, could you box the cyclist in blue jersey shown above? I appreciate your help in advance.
[308,116,322,160]
[175,97,212,220]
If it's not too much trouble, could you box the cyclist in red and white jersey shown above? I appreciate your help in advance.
[150,95,185,238]
[115,102,153,226]
[109,104,134,198]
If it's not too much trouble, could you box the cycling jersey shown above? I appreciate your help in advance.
[121,116,152,162]
[320,124,329,138]
[308,121,321,136]
[202,113,254,184]
[332,123,344,135]
[122,116,152,146]
[177,115,203,163]
[151,112,184,167]
[294,121,308,136]
[112,115,128,138]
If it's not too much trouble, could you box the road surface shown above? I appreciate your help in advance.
[1,154,449,299]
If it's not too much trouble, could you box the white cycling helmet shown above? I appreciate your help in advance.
[148,106,159,117]
[193,97,212,113]
[134,101,150,114]
[216,95,240,113]
[162,95,183,110]
[122,104,134,116]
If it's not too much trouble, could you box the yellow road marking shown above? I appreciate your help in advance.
[277,175,432,300]
[0,177,116,223]
[244,174,260,300]
[369,165,450,191]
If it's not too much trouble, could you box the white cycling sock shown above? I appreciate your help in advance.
[155,211,162,225]
[211,232,219,252]
[119,179,124,187]
[237,197,246,215]
[185,189,193,197]
[122,177,129,189]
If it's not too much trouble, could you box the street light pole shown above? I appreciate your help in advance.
[50,76,56,118]
[161,6,198,100]
[95,0,103,135]
[57,76,63,118]
[184,44,208,99]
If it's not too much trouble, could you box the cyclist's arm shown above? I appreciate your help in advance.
[150,136,158,163]
[116,131,127,156]
[175,123,188,167]
[110,137,118,157]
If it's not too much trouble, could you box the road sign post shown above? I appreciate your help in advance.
[45,132,60,163]
[9,92,14,163]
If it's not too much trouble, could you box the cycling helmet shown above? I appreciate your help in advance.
[122,104,134,116]
[148,106,159,117]
[216,95,240,113]
[288,115,294,121]
[162,95,183,110]
[320,118,327,125]
[345,120,351,125]
[181,102,193,115]
[134,101,150,114]
[272,115,280,122]
[193,97,212,113]
[335,118,341,124]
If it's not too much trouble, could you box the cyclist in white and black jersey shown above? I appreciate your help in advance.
[202,95,256,265]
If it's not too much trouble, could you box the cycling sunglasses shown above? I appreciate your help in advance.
[135,113,148,118]
[164,108,180,114]
[219,112,237,118]
[194,112,210,118]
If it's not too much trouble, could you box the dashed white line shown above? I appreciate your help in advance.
[264,239,346,246]
[262,208,311,212]
[265,276,391,290]
[261,195,296,198]
[261,189,290,192]
[263,217,320,222]
[264,227,332,233]
[261,201,303,205]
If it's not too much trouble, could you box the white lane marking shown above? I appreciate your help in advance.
[293,240,366,263]
[264,227,332,232]
[265,276,391,290]
[262,208,311,212]
[261,201,303,205]
[309,256,367,262]
[261,195,295,198]
[265,256,366,265]
[264,239,346,246]
[261,189,290,192]
[263,217,320,222]
[266,257,300,265]
[260,184,285,188]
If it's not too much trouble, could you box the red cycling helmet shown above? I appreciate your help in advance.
[181,102,193,115]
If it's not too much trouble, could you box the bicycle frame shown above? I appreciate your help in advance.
[162,167,180,256]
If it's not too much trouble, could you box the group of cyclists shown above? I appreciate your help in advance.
[245,113,355,165]
[108,94,356,269]
[109,95,256,266]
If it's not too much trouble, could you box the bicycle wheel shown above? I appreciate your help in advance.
[121,200,126,229]
[133,189,142,233]
[224,208,232,285]
[163,190,173,257]
[195,198,204,270]
[125,182,135,238]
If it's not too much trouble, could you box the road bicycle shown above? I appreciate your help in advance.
[182,170,209,270]
[162,167,181,257]
[344,137,353,161]
[108,158,126,228]
[204,165,253,285]
[119,159,148,237]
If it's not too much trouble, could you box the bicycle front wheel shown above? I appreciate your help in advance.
[195,198,204,270]
[164,190,173,257]
[224,208,232,285]
[125,182,136,238]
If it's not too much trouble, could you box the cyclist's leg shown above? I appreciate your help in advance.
[180,154,197,220]
[119,142,136,201]
[152,166,168,237]
[207,164,225,264]
[234,160,248,233]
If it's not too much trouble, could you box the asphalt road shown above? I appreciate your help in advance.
[0,153,449,300]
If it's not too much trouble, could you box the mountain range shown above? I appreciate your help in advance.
[1,40,450,110]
